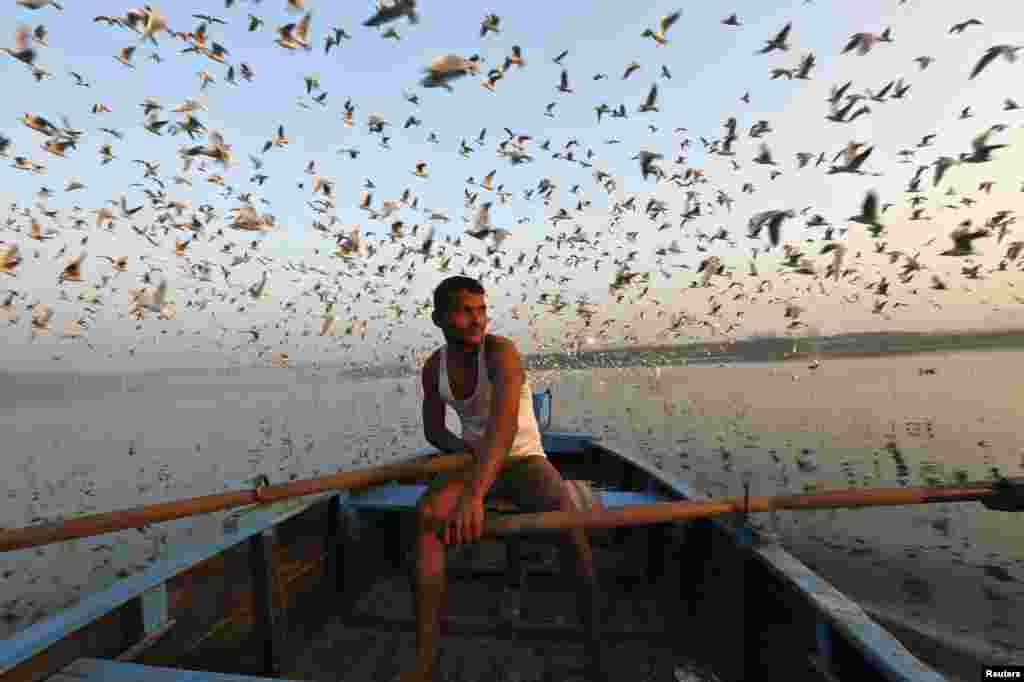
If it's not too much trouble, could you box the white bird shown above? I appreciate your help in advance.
[2,25,36,66]
[17,0,63,10]
[642,10,681,46]
[29,303,52,339]
[276,12,312,50]
[114,46,137,68]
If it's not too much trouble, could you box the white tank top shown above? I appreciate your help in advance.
[437,342,546,459]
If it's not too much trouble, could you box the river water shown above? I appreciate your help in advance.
[0,346,1022,668]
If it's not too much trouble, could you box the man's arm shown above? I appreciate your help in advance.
[466,337,524,500]
[421,355,472,454]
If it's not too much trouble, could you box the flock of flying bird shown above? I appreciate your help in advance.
[0,0,1022,371]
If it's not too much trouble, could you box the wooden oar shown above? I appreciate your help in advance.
[0,453,473,554]
[479,477,1024,539]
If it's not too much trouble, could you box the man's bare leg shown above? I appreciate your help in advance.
[400,476,465,682]
[501,458,605,681]
[559,502,606,682]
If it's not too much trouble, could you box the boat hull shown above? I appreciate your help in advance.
[0,431,951,682]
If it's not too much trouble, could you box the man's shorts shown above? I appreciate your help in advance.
[427,455,565,514]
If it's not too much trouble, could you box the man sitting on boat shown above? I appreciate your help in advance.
[400,275,603,682]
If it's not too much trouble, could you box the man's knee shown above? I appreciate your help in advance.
[557,526,594,574]
[416,477,464,528]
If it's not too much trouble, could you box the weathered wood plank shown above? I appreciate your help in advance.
[701,522,750,682]
[754,543,946,682]
[0,601,140,682]
[322,495,343,595]
[141,584,169,636]
[114,619,177,662]
[344,554,672,642]
[248,530,283,677]
[681,518,713,619]
[808,653,843,682]
[64,657,188,680]
[289,626,391,681]
[293,624,719,682]
[0,493,337,678]
[586,445,946,682]
[340,612,669,642]
[646,523,669,584]
[61,657,296,681]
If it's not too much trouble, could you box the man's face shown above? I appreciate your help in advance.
[438,290,487,347]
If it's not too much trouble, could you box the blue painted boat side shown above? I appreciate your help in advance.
[59,656,290,681]
[0,429,945,682]
[600,491,665,508]
[346,484,664,511]
[0,431,591,676]
[590,443,946,682]
[755,544,946,682]
[541,432,598,453]
[1,388,552,673]
[349,484,426,510]
[0,491,339,676]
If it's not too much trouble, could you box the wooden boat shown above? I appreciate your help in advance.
[0,393,964,682]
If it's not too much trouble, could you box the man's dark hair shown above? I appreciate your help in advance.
[433,276,485,314]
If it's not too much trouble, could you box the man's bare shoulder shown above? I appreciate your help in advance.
[484,334,521,358]
[421,349,441,381]
[484,335,526,385]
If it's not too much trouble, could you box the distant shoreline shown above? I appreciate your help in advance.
[334,327,1024,380]
[583,327,1024,356]
[3,328,1023,383]
[523,328,1024,373]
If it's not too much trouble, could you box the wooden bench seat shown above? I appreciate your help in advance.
[346,482,664,513]
[346,480,669,612]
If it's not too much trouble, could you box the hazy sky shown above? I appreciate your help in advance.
[0,0,1022,372]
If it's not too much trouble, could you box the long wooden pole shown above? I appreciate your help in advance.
[1,452,1017,553]
[0,453,473,554]
[480,478,1019,538]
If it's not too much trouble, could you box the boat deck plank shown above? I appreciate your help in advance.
[286,623,721,682]
[282,522,719,682]
[55,657,293,681]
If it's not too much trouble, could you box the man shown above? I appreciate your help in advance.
[399,275,602,682]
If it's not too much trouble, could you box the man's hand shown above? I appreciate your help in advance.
[446,490,485,545]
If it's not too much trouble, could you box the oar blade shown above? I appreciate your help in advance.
[981,477,1024,512]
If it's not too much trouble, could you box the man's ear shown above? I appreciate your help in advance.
[431,309,442,327]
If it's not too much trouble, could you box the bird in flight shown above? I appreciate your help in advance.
[969,45,1021,80]
[949,18,983,34]
[757,22,792,54]
[641,10,682,47]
